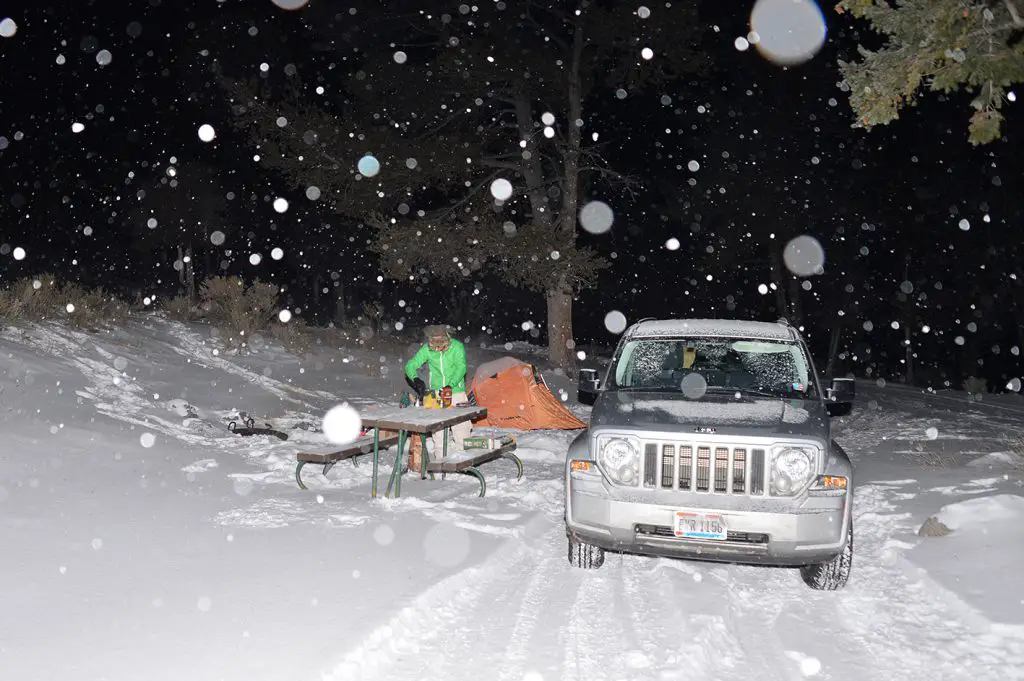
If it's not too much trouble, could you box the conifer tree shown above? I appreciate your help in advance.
[837,0,1024,144]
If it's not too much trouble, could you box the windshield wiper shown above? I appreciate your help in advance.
[705,386,791,399]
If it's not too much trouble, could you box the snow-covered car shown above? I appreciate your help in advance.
[565,318,856,590]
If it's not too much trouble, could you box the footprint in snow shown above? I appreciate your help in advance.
[623,650,652,669]
[182,459,218,473]
[477,512,520,521]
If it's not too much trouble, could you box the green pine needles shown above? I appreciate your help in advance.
[837,0,1024,144]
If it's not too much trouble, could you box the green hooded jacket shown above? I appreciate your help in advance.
[404,338,468,392]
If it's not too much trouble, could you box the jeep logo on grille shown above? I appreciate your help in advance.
[694,426,716,434]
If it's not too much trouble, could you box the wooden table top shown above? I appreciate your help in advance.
[360,404,487,433]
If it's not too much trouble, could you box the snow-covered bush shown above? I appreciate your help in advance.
[58,283,130,330]
[1003,435,1024,466]
[963,376,987,398]
[198,276,280,350]
[160,294,198,322]
[0,274,128,330]
[266,317,312,355]
[0,274,61,322]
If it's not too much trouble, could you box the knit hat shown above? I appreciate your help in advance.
[424,324,451,342]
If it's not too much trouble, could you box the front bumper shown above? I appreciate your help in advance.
[566,475,851,567]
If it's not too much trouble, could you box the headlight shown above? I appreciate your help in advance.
[596,437,640,486]
[771,447,816,496]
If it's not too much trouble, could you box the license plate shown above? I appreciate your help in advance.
[674,511,727,540]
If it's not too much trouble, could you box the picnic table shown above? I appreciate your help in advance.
[294,404,523,498]
[361,404,522,498]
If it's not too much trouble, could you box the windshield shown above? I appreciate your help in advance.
[608,337,816,398]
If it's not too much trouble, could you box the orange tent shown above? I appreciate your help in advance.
[468,357,587,430]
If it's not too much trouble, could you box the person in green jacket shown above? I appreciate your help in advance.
[404,324,471,456]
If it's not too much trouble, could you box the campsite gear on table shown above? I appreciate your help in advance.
[467,357,587,430]
[399,386,464,470]
[419,386,471,454]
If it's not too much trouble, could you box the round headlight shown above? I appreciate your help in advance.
[598,438,639,486]
[771,448,814,495]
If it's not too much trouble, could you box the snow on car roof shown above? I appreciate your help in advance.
[628,318,799,341]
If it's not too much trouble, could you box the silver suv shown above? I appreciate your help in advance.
[565,318,856,590]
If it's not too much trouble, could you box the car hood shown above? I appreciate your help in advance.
[590,391,828,441]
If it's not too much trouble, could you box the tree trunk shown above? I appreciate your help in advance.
[185,243,196,304]
[786,275,803,328]
[769,246,788,319]
[546,281,576,376]
[333,278,347,325]
[543,20,587,374]
[203,226,213,280]
[901,258,913,385]
[312,272,322,320]
[904,322,914,385]
[826,322,843,378]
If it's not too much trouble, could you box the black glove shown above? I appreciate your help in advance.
[407,376,427,400]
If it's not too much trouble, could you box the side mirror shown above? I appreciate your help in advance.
[825,377,855,417]
[578,368,600,406]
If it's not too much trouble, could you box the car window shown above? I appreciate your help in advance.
[611,337,814,396]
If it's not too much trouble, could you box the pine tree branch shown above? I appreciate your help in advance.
[435,169,505,219]
[577,166,643,196]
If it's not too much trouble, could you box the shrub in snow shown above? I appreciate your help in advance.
[1001,435,1024,466]
[59,283,130,331]
[963,375,987,397]
[159,294,200,322]
[0,274,61,322]
[266,316,312,355]
[198,276,281,351]
[0,274,129,331]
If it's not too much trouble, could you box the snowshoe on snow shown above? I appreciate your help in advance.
[229,418,289,441]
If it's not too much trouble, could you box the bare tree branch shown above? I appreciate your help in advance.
[479,157,523,171]
[1005,0,1024,27]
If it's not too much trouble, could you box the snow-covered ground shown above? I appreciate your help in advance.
[2,316,1023,681]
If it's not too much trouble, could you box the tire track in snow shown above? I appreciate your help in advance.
[621,556,750,681]
[702,566,801,681]
[561,566,641,680]
[496,528,575,681]
[319,513,553,681]
[718,564,888,681]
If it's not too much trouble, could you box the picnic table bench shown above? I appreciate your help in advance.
[294,432,402,491]
[423,440,522,497]
[293,404,524,498]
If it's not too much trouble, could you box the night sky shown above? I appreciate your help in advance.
[1,0,1022,391]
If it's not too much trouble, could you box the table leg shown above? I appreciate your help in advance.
[385,429,407,498]
[420,433,429,479]
[395,429,406,497]
[371,427,380,498]
[442,427,449,480]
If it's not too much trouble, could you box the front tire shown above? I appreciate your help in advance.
[567,532,605,569]
[800,519,853,590]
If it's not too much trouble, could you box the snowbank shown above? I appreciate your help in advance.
[909,494,1024,624]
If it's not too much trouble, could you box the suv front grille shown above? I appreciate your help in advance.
[641,441,767,496]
